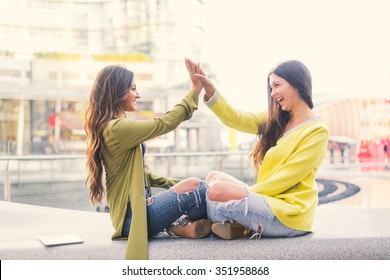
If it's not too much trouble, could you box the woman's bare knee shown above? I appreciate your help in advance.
[205,170,223,185]
[207,185,223,201]
[172,177,201,193]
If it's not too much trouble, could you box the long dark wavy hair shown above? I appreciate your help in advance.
[250,60,313,170]
[84,65,133,204]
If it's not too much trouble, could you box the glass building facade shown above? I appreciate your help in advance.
[0,0,218,155]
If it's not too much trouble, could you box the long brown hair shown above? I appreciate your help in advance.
[250,60,313,170]
[84,65,133,204]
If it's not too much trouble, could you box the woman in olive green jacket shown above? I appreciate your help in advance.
[84,58,211,260]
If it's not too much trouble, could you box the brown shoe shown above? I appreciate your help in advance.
[167,218,212,239]
[211,222,250,240]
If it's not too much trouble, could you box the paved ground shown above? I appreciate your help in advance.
[1,163,389,260]
[1,195,390,260]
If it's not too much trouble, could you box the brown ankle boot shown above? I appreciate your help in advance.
[211,222,250,240]
[167,218,212,239]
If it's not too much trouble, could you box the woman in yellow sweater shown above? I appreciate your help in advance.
[84,59,211,259]
[195,60,329,240]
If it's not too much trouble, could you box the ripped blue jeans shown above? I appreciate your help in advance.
[122,180,208,238]
[206,190,308,238]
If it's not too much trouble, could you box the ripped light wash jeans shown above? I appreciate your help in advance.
[206,190,308,238]
[122,180,208,238]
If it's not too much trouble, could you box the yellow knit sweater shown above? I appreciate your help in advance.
[205,90,329,231]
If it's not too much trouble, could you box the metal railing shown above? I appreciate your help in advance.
[0,154,86,201]
[1,151,388,204]
[0,151,254,202]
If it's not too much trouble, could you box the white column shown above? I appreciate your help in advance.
[4,159,11,201]
[188,128,198,151]
[174,129,180,152]
[16,99,25,156]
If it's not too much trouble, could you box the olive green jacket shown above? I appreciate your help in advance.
[102,90,199,259]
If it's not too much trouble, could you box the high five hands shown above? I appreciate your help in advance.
[185,57,216,100]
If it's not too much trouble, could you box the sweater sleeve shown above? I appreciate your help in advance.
[248,126,329,196]
[145,168,181,190]
[204,89,267,134]
[109,90,199,149]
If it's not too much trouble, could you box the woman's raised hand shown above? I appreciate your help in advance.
[185,58,203,94]
[195,67,216,100]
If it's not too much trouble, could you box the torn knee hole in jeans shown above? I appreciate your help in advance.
[171,186,202,212]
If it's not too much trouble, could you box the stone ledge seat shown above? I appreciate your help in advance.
[1,201,389,260]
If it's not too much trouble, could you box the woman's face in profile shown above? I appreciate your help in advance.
[120,80,140,112]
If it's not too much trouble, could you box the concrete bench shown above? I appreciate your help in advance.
[1,201,389,260]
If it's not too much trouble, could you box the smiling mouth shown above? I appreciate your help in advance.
[276,97,284,104]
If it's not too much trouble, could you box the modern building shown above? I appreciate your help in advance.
[316,97,390,163]
[0,0,223,155]
[1,0,389,161]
